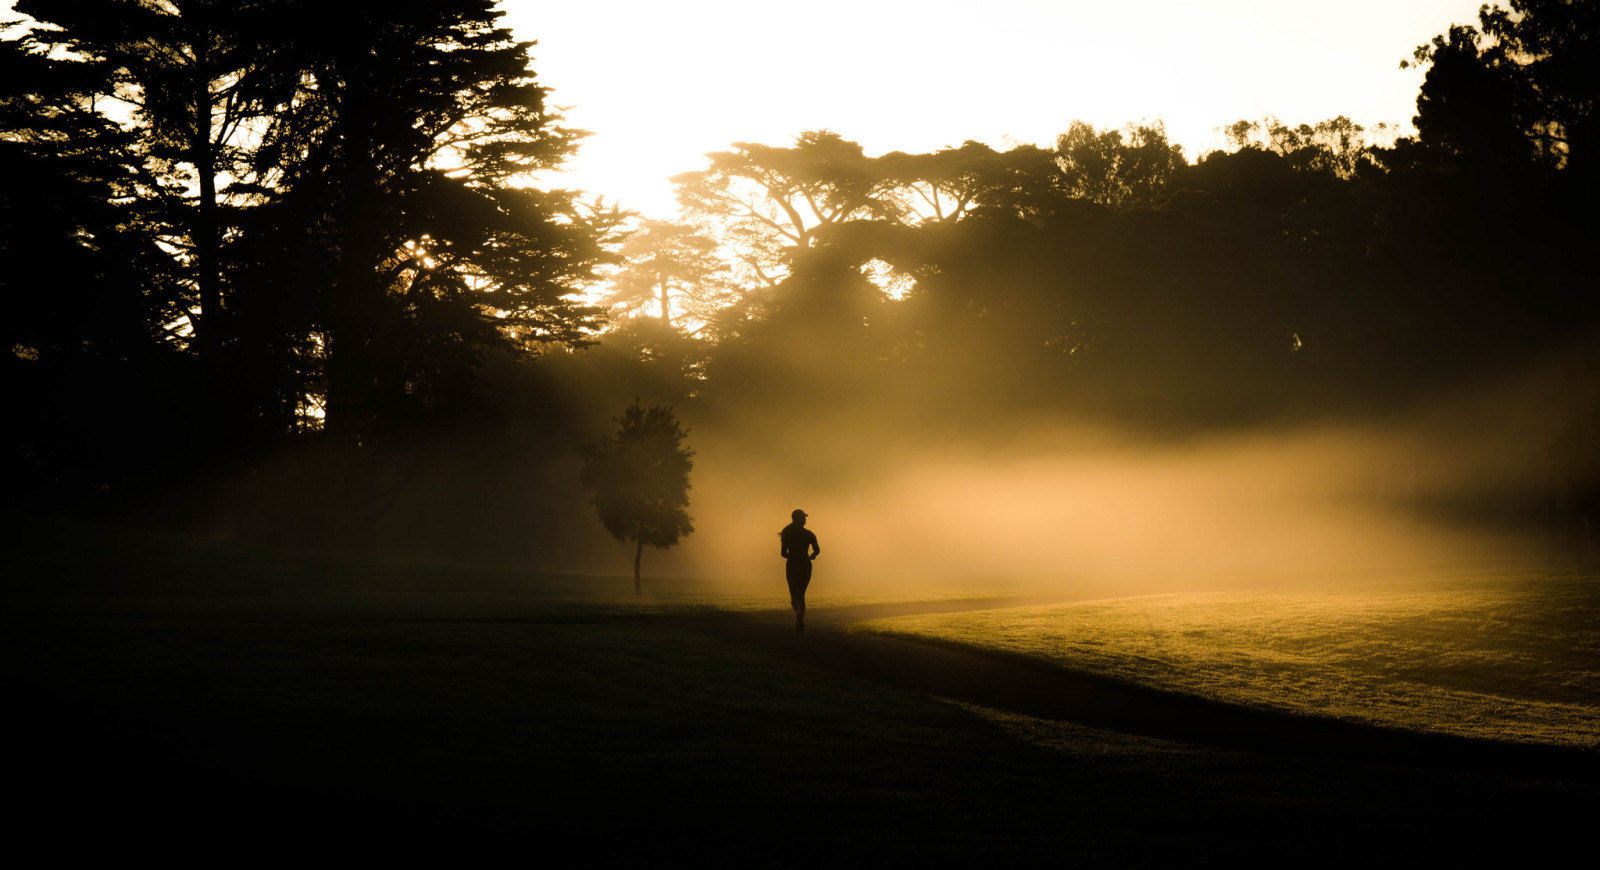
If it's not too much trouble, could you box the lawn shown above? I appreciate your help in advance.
[855,571,1600,749]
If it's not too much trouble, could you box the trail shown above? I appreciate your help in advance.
[696,601,1600,785]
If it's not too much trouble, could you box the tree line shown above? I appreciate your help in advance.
[601,0,1594,430]
[4,0,1595,559]
[5,1,615,447]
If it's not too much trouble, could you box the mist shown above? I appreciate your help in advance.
[642,347,1590,597]
[192,320,1589,599]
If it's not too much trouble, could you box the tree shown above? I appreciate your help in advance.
[14,0,312,450]
[14,0,616,446]
[254,0,612,443]
[672,130,900,287]
[0,28,180,358]
[1055,120,1184,210]
[1,29,200,507]
[17,0,296,367]
[878,141,1002,224]
[1219,115,1392,177]
[876,140,1065,224]
[577,402,695,597]
[606,219,732,327]
[1404,0,1598,176]
[1406,22,1532,172]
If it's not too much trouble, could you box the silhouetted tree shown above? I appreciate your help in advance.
[4,0,629,546]
[18,0,294,368]
[1380,1,1597,388]
[1403,1,1597,177]
[878,141,1002,223]
[0,30,178,357]
[1,30,198,508]
[1407,23,1534,173]
[255,0,613,444]
[1393,1,1599,563]
[13,0,311,452]
[872,140,1070,224]
[577,402,695,596]
[1219,115,1391,177]
[673,130,901,286]
[14,0,617,448]
[1055,120,1185,210]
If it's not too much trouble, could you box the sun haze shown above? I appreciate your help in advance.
[505,0,1492,217]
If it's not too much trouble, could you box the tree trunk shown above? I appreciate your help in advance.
[193,96,244,448]
[633,537,643,598]
[326,82,381,447]
[186,31,221,369]
[194,127,220,364]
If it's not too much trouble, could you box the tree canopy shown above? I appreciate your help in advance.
[8,0,616,454]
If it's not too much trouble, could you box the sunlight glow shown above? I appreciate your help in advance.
[504,0,1492,218]
[860,258,914,301]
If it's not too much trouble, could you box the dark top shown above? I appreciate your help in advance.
[780,524,820,561]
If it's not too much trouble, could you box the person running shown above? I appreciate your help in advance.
[779,509,820,631]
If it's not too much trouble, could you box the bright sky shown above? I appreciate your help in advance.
[506,0,1492,217]
[2,0,1495,217]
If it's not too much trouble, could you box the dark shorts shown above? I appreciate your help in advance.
[785,558,811,612]
[785,558,812,584]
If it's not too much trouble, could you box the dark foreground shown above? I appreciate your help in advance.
[7,520,1597,864]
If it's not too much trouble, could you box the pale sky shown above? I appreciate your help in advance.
[3,0,1495,217]
[507,0,1491,216]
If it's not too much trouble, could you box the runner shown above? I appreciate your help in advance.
[779,509,820,631]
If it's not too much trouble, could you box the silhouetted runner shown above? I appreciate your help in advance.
[779,509,820,631]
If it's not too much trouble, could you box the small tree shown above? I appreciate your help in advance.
[577,402,695,597]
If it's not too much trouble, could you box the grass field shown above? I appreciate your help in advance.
[856,572,1600,749]
[7,515,1597,862]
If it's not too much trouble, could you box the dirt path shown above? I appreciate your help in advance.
[696,603,1600,785]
